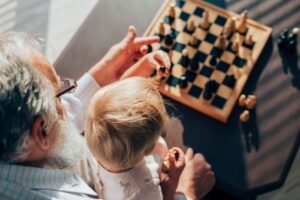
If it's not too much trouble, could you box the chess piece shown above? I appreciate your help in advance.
[203,80,218,100]
[237,10,248,34]
[159,20,165,35]
[178,75,188,88]
[190,34,198,46]
[232,38,239,52]
[216,35,226,49]
[209,55,218,66]
[277,28,289,48]
[187,20,196,33]
[181,48,189,66]
[190,58,199,71]
[239,94,247,106]
[165,34,173,46]
[169,2,176,18]
[152,66,166,88]
[224,18,236,38]
[240,110,250,122]
[202,10,210,30]
[245,95,256,110]
[245,34,253,46]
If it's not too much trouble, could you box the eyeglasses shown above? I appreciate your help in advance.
[56,78,77,98]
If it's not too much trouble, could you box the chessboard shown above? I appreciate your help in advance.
[145,0,272,123]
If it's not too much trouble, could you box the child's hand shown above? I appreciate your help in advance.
[120,50,171,79]
[162,147,185,181]
[160,147,185,200]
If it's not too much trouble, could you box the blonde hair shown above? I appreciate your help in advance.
[85,77,168,169]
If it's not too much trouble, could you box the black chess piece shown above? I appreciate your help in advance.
[209,55,218,66]
[277,29,289,49]
[190,58,199,71]
[181,55,189,67]
[178,75,188,89]
[147,45,153,53]
[165,34,173,46]
[203,87,213,100]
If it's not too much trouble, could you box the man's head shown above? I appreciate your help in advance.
[85,77,169,171]
[0,32,83,168]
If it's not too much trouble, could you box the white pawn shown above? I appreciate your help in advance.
[190,34,198,46]
[232,38,240,52]
[202,10,210,30]
[237,10,248,34]
[245,34,253,46]
[159,20,165,35]
[187,20,196,33]
[216,35,226,49]
[169,2,176,17]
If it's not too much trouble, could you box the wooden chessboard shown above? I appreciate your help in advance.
[144,0,272,123]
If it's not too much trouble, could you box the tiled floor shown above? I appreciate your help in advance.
[0,0,298,199]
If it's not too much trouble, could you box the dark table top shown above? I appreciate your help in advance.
[55,0,300,198]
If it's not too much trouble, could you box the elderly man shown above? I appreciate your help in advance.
[0,27,215,200]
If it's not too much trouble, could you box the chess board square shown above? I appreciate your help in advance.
[216,61,230,73]
[211,95,226,109]
[233,56,247,68]
[210,47,224,57]
[200,65,213,77]
[168,28,179,38]
[223,75,236,89]
[211,70,226,83]
[175,0,185,8]
[185,70,197,82]
[179,11,190,21]
[216,85,232,99]
[221,50,235,64]
[160,46,170,53]
[215,15,227,26]
[166,75,179,86]
[176,32,191,44]
[204,33,217,44]
[194,51,208,63]
[209,24,223,36]
[194,7,205,17]
[188,85,203,98]
[173,42,186,52]
[164,16,175,25]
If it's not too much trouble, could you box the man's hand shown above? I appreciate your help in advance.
[176,148,216,200]
[89,25,161,86]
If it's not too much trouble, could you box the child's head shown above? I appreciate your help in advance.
[86,77,168,170]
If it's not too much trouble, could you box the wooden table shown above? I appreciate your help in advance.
[55,0,300,199]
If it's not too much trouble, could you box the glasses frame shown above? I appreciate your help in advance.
[56,78,78,98]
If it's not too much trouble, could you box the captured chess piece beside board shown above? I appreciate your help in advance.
[145,0,272,123]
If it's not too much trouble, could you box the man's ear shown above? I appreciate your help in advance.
[31,117,50,151]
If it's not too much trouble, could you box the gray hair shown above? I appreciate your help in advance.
[0,32,57,162]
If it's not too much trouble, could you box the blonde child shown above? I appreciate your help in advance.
[85,77,185,200]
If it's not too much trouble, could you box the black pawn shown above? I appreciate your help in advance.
[209,56,218,66]
[190,58,199,71]
[178,75,188,89]
[165,34,173,46]
[203,87,213,100]
[147,45,153,53]
[181,55,189,67]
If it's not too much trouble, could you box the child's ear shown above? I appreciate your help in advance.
[31,117,50,150]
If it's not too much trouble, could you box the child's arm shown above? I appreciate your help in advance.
[120,50,170,79]
[160,147,185,200]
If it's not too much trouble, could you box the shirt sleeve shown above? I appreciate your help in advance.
[62,73,101,133]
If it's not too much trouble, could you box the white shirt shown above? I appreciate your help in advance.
[89,137,168,200]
